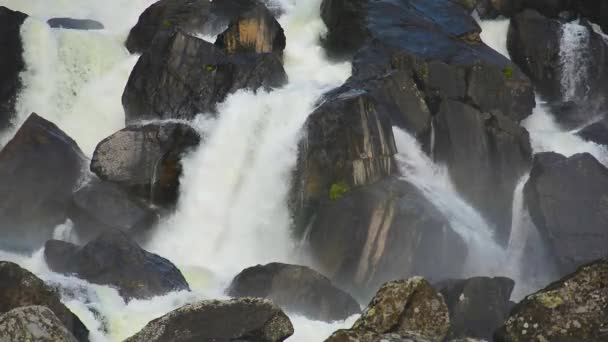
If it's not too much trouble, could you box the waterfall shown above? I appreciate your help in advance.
[559,20,591,101]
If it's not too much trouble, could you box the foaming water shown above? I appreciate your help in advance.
[559,20,590,101]
[392,128,506,277]
[477,16,511,59]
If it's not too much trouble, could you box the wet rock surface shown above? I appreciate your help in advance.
[0,305,78,342]
[47,18,104,30]
[125,298,294,342]
[44,230,190,301]
[228,263,360,322]
[0,6,27,132]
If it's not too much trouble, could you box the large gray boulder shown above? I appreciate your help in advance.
[0,306,78,342]
[0,7,27,132]
[524,152,608,275]
[0,114,86,251]
[228,263,360,322]
[125,298,294,342]
[91,122,200,207]
[44,230,190,301]
[0,262,89,341]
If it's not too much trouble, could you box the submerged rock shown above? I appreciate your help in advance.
[436,277,515,340]
[47,18,104,30]
[0,6,27,132]
[122,29,286,123]
[0,262,89,341]
[91,122,200,207]
[577,119,608,146]
[44,230,189,301]
[495,257,608,342]
[524,152,608,275]
[228,263,360,322]
[326,277,450,342]
[0,113,86,251]
[125,298,294,342]
[68,178,159,242]
[0,306,78,342]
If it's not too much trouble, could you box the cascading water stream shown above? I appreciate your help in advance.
[559,20,591,101]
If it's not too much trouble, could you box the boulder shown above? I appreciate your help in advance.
[122,30,286,123]
[577,119,608,146]
[307,177,467,300]
[91,122,200,207]
[326,329,434,342]
[495,257,608,342]
[126,0,285,54]
[44,230,190,301]
[68,178,159,242]
[0,113,86,251]
[524,152,608,275]
[0,261,89,341]
[47,18,104,30]
[125,298,294,342]
[0,7,27,132]
[326,277,450,342]
[290,86,397,234]
[227,263,360,321]
[433,100,532,243]
[436,277,515,340]
[476,0,571,19]
[0,306,78,342]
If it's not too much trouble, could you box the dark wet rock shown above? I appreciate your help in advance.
[125,298,294,342]
[308,177,467,300]
[524,152,608,275]
[508,10,608,126]
[476,0,570,19]
[494,257,608,342]
[0,114,86,251]
[68,178,159,243]
[123,30,286,123]
[0,7,27,132]
[126,0,285,54]
[327,277,450,342]
[0,261,89,341]
[91,122,200,207]
[433,100,532,243]
[47,18,104,30]
[44,230,190,301]
[291,86,397,234]
[436,277,515,340]
[577,119,608,146]
[0,306,78,342]
[227,263,360,322]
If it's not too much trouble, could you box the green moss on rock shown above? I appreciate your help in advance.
[329,182,350,200]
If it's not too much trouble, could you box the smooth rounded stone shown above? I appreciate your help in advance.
[306,177,467,300]
[125,298,294,342]
[68,178,159,242]
[91,122,201,207]
[436,277,515,340]
[44,230,189,301]
[0,6,27,132]
[524,152,608,275]
[47,18,104,30]
[227,263,360,322]
[122,29,286,123]
[494,257,608,342]
[0,306,78,342]
[0,113,86,251]
[0,262,89,341]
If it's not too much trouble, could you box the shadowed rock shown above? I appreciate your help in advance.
[0,7,27,132]
[47,18,104,30]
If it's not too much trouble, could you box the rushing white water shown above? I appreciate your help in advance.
[476,16,511,59]
[559,20,591,101]
[393,128,506,277]
[0,0,156,155]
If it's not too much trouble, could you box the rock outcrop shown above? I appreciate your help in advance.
[227,263,360,322]
[44,230,189,301]
[91,122,200,207]
[47,18,104,30]
[326,277,450,342]
[436,277,515,340]
[0,306,78,342]
[0,7,27,132]
[0,114,85,251]
[307,177,467,299]
[578,119,608,146]
[0,261,89,341]
[68,178,159,242]
[524,152,608,275]
[495,257,608,342]
[125,298,294,342]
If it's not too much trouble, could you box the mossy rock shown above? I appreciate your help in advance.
[329,182,350,200]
